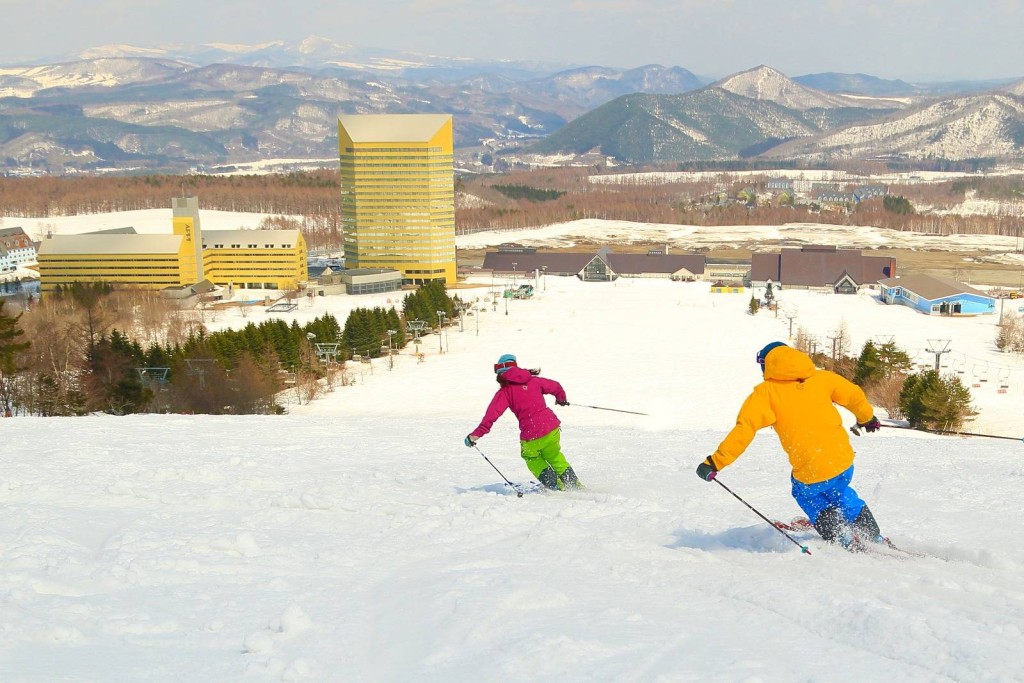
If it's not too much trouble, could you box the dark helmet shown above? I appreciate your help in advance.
[756,341,787,370]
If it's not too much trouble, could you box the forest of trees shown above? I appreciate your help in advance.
[0,281,463,417]
[0,171,344,251]
[456,167,1024,238]
[4,168,1024,248]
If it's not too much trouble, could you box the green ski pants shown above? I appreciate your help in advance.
[520,428,571,478]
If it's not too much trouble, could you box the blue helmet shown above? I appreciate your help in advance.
[494,353,517,375]
[756,341,787,369]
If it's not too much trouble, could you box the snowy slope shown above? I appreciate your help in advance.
[0,58,189,97]
[714,65,903,110]
[3,276,1024,681]
[768,93,1024,162]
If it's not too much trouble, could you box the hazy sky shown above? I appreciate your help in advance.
[4,0,1023,81]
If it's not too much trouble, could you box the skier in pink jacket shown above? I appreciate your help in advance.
[465,354,582,490]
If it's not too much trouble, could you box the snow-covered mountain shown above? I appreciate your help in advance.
[76,36,560,83]
[0,58,190,97]
[765,92,1024,162]
[1001,77,1024,97]
[509,64,703,109]
[3,39,1024,171]
[715,65,904,110]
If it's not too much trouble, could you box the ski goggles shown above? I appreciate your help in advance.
[494,360,518,373]
[756,342,786,368]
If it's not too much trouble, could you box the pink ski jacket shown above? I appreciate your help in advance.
[470,367,566,442]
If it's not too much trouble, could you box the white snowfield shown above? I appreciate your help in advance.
[456,217,1024,254]
[4,276,1024,682]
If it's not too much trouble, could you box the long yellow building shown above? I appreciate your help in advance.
[36,233,196,291]
[37,197,307,292]
[202,229,307,290]
[338,114,456,285]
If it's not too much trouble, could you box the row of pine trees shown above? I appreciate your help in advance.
[0,281,464,416]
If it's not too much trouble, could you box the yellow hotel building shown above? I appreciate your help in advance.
[37,197,307,292]
[36,233,197,291]
[338,114,456,285]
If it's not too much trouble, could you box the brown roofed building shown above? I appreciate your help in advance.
[482,251,594,278]
[750,245,895,293]
[1,226,37,273]
[481,247,705,282]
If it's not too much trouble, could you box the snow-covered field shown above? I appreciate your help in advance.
[25,204,1013,256]
[456,217,1024,255]
[4,276,1024,681]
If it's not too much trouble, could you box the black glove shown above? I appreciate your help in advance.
[556,399,569,406]
[858,416,881,433]
[464,434,478,448]
[696,457,718,481]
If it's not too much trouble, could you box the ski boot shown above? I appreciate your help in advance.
[538,467,559,490]
[558,466,583,491]
[851,505,888,546]
[813,507,863,552]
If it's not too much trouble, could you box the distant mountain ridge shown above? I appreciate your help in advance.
[793,72,919,97]
[715,66,900,110]
[531,88,822,163]
[762,93,1024,163]
[530,67,1024,165]
[2,37,1023,172]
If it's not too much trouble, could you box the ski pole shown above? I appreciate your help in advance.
[569,403,648,416]
[472,444,524,497]
[713,478,812,555]
[880,421,1023,443]
[936,430,1024,442]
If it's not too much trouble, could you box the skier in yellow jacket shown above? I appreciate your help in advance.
[696,341,885,550]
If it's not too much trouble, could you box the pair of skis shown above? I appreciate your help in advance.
[773,517,933,559]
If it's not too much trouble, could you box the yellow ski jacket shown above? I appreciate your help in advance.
[710,346,875,484]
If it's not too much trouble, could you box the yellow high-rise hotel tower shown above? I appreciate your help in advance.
[338,114,456,285]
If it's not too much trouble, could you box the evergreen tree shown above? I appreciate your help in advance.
[899,370,976,431]
[343,308,379,357]
[85,333,152,415]
[883,195,915,215]
[386,307,405,348]
[878,341,913,373]
[853,341,883,386]
[0,305,31,415]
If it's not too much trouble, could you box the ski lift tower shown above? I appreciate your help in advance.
[926,339,951,371]
[136,366,171,411]
[406,319,427,350]
[184,358,215,389]
[435,311,448,353]
[136,367,170,386]
[386,329,397,370]
[314,342,341,366]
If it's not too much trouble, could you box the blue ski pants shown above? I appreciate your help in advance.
[791,466,866,525]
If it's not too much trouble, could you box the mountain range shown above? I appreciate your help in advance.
[535,66,1024,165]
[1,38,1022,173]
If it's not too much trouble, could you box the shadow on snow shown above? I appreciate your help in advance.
[667,524,810,555]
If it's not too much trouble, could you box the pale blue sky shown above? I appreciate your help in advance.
[5,0,1023,81]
